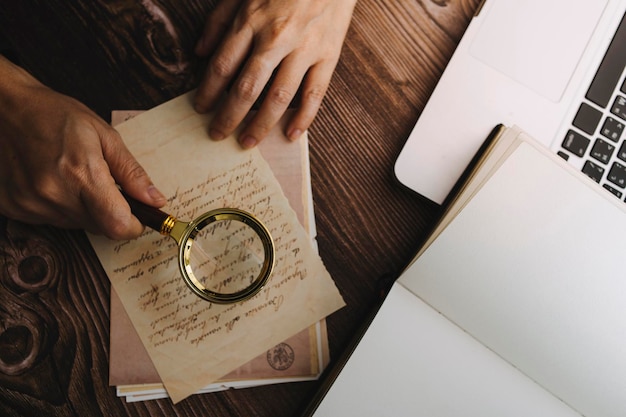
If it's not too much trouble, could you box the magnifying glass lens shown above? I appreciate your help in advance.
[122,192,274,303]
[187,219,266,294]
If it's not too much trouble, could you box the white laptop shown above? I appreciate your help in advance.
[395,0,626,204]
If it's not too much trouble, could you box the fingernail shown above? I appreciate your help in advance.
[288,128,303,141]
[240,135,257,149]
[209,128,225,141]
[147,185,166,203]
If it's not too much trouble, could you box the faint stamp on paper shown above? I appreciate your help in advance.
[267,343,295,371]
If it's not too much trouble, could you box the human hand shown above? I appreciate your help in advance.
[194,0,357,148]
[0,56,166,239]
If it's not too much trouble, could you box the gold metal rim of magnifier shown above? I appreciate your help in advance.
[177,208,275,304]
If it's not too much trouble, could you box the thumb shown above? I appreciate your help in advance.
[101,128,167,207]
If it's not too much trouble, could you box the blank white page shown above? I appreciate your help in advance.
[401,141,626,417]
[313,283,580,417]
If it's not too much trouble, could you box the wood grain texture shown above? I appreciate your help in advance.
[0,0,480,415]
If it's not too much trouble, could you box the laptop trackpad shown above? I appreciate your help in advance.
[470,0,607,102]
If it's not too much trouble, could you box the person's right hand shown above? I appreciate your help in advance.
[0,56,166,240]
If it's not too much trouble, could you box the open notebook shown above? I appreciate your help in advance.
[311,126,626,417]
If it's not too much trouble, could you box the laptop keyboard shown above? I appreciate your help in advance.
[560,12,626,201]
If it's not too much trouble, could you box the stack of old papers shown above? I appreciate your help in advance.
[89,93,345,403]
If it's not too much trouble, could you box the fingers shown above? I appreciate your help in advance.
[81,176,145,240]
[97,128,167,239]
[210,56,277,147]
[0,156,129,239]
[197,28,290,145]
[224,52,336,148]
[194,11,255,117]
[285,61,334,141]
[101,129,166,207]
[238,56,319,147]
[195,0,242,57]
[195,12,298,145]
[194,0,356,148]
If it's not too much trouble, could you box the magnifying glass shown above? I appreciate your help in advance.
[122,192,275,304]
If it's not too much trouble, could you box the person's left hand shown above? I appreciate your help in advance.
[194,0,357,148]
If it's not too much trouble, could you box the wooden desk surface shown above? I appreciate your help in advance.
[0,0,480,415]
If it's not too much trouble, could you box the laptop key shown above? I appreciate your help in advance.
[611,95,626,121]
[582,160,604,183]
[573,102,603,134]
[600,116,625,142]
[590,138,615,164]
[586,11,626,108]
[562,130,590,157]
[608,161,626,188]
[618,141,626,162]
[603,183,623,199]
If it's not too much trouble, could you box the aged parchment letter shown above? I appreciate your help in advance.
[89,92,345,403]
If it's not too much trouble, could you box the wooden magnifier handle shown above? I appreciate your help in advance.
[121,191,176,235]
